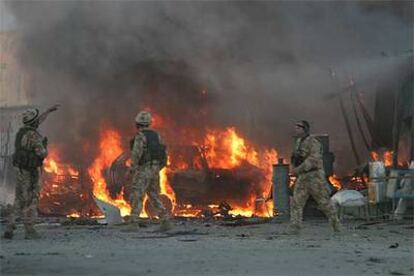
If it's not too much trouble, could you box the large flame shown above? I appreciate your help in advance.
[160,167,176,208]
[204,127,259,169]
[41,118,278,219]
[196,127,277,217]
[87,126,131,217]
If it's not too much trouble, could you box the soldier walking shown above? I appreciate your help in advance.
[127,111,171,231]
[287,120,341,234]
[3,104,60,239]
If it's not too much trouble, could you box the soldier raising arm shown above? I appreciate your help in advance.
[3,104,60,240]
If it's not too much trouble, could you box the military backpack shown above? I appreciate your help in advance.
[12,126,45,170]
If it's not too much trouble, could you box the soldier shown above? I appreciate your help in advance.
[127,111,171,231]
[3,104,60,239]
[287,120,341,234]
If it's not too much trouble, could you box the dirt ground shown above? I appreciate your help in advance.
[1,218,413,276]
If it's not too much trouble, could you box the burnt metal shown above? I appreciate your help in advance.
[350,86,371,151]
[218,201,232,218]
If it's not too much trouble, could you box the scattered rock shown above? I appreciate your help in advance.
[15,252,31,256]
[389,271,406,275]
[357,226,369,230]
[306,244,321,248]
[389,243,399,249]
[44,252,60,255]
[345,259,355,263]
[368,257,385,263]
[61,218,100,226]
[178,239,198,242]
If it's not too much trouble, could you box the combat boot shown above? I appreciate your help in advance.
[281,223,301,235]
[124,222,140,232]
[24,225,40,240]
[159,219,172,232]
[122,216,143,232]
[329,218,343,233]
[2,224,15,239]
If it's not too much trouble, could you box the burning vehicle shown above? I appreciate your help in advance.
[108,144,270,218]
[36,125,277,219]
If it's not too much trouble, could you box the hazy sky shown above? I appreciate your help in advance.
[0,0,15,31]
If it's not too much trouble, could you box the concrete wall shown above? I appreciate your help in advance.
[0,31,29,107]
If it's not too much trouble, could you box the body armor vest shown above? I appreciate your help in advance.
[133,129,167,167]
[12,126,44,170]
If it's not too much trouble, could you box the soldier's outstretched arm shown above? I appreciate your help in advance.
[38,104,61,124]
[293,138,322,174]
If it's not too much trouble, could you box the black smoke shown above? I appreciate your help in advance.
[5,1,413,173]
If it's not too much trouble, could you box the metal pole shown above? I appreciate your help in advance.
[350,86,371,152]
[392,88,402,168]
[411,108,414,162]
[339,93,362,165]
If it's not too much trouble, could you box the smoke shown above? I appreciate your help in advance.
[4,1,413,173]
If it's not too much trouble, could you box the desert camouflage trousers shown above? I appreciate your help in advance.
[290,169,338,227]
[7,168,41,228]
[129,164,168,221]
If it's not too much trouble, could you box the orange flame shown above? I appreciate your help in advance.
[196,127,277,217]
[204,127,259,169]
[44,146,79,177]
[87,126,131,217]
[43,118,278,218]
[66,212,81,218]
[371,150,394,167]
[329,174,342,190]
[383,151,393,167]
[160,167,176,208]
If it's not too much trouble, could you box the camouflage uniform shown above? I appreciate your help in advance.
[129,128,168,222]
[5,126,47,238]
[290,135,340,231]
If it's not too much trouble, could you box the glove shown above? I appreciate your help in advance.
[48,104,61,112]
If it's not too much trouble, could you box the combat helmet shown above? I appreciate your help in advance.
[22,108,40,125]
[135,111,152,126]
[296,120,310,134]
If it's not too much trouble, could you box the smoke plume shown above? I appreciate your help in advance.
[4,1,413,173]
